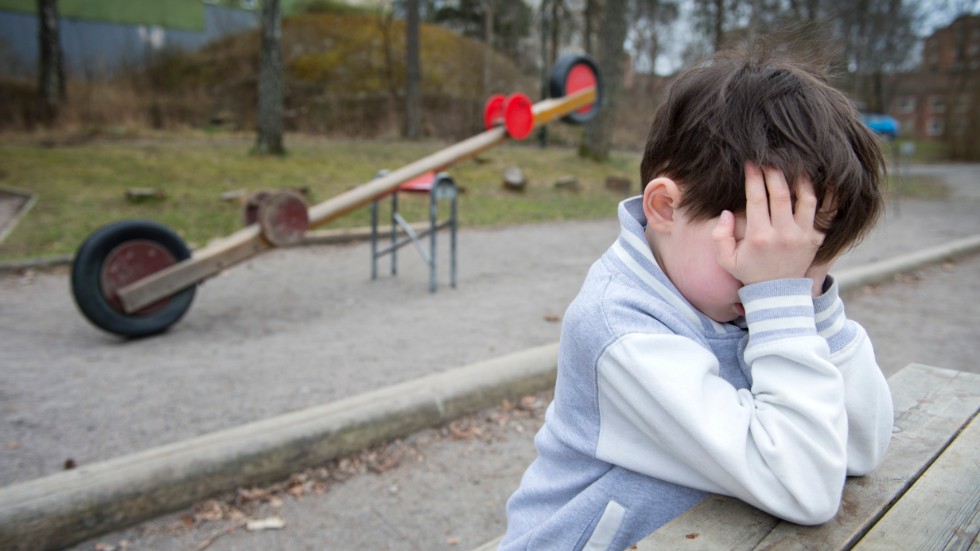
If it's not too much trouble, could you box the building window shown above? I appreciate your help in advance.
[898,96,916,113]
[929,96,946,113]
[927,118,944,137]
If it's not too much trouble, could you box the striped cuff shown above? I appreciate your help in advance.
[739,279,816,346]
[812,276,858,355]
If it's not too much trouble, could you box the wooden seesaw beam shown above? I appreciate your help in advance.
[116,86,597,313]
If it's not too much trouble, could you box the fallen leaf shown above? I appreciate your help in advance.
[194,500,226,522]
[246,516,286,531]
[685,533,700,539]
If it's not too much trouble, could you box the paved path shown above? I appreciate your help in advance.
[0,163,978,550]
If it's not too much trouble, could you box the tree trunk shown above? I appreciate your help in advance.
[712,0,725,51]
[579,0,628,161]
[583,0,595,56]
[37,0,64,126]
[482,0,495,97]
[378,9,400,128]
[255,0,285,155]
[549,0,560,66]
[404,0,421,139]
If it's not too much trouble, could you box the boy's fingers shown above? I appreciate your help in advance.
[763,166,794,228]
[818,186,839,223]
[712,210,737,269]
[794,180,819,231]
[744,162,768,229]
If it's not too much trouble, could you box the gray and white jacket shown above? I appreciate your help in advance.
[500,197,893,551]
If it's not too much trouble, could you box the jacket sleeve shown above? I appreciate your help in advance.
[813,276,893,476]
[593,279,849,525]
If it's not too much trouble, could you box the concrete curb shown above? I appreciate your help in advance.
[0,344,559,551]
[2,235,980,550]
[834,233,980,292]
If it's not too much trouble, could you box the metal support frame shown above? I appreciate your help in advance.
[370,172,457,292]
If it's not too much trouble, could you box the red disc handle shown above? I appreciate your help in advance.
[504,93,534,140]
[483,94,507,130]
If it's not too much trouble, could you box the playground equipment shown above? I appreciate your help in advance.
[70,53,602,338]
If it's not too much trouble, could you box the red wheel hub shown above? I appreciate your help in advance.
[565,63,598,115]
[101,240,177,315]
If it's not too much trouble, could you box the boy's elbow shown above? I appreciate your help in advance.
[785,491,842,526]
[847,419,893,476]
[846,448,886,477]
[795,499,841,525]
[773,472,845,526]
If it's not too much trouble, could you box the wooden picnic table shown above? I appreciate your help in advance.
[477,363,980,550]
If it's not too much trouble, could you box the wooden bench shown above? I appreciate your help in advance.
[475,363,980,550]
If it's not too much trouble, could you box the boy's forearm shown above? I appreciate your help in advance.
[596,325,849,525]
[812,277,894,474]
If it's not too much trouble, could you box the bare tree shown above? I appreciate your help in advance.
[829,0,917,112]
[404,0,421,139]
[580,0,630,160]
[583,0,596,55]
[628,0,680,74]
[255,0,285,155]
[482,0,496,96]
[377,6,402,127]
[37,0,65,125]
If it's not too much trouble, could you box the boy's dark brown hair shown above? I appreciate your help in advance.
[640,48,885,264]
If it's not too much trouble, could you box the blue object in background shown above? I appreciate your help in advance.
[861,113,900,139]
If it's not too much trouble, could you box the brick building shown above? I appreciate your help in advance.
[888,14,980,156]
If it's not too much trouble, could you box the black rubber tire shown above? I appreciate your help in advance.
[71,220,195,338]
[549,53,603,125]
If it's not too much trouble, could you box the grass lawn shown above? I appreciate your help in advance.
[0,132,948,264]
[0,132,642,262]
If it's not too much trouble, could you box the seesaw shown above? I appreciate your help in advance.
[70,53,602,337]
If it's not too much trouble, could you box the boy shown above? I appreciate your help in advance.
[500,50,894,550]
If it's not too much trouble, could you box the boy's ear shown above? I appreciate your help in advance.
[642,177,682,232]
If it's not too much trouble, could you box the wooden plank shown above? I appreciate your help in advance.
[114,87,598,312]
[633,496,777,550]
[531,87,597,125]
[306,127,508,229]
[634,365,980,550]
[853,414,980,550]
[117,225,268,313]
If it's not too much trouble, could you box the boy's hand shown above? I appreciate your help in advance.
[712,162,825,286]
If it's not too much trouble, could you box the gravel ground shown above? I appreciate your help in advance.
[1,163,978,550]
